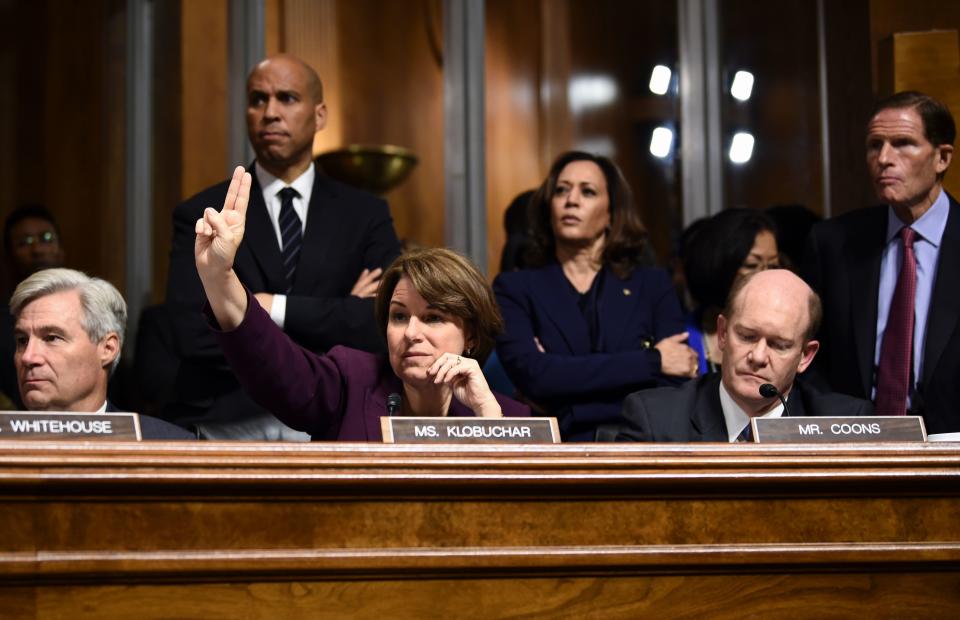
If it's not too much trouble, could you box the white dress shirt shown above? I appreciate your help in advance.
[719,380,785,442]
[254,162,315,328]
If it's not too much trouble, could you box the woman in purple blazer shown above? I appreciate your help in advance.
[194,167,529,441]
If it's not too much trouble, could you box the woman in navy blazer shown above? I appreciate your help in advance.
[195,167,529,441]
[493,152,697,441]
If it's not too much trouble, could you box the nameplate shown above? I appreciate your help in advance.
[0,411,142,441]
[381,417,560,444]
[752,416,926,443]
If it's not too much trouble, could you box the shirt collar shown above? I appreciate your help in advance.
[718,380,785,442]
[96,400,108,413]
[255,162,315,201]
[885,187,949,248]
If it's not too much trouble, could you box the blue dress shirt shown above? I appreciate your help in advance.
[874,189,950,405]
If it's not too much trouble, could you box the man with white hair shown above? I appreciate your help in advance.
[10,268,195,439]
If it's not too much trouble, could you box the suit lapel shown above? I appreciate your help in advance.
[922,196,960,386]
[534,263,592,353]
[847,210,886,396]
[690,375,728,441]
[784,381,808,418]
[597,268,638,352]
[243,168,288,291]
[292,174,339,294]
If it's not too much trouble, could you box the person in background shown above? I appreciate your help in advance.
[194,168,529,441]
[4,205,65,287]
[163,54,401,439]
[10,268,195,439]
[803,90,959,434]
[764,204,821,270]
[682,208,780,374]
[493,151,696,441]
[599,269,872,443]
[499,189,536,273]
[0,205,67,409]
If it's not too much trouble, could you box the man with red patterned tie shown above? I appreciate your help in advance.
[803,91,959,434]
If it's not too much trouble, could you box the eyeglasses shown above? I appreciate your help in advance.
[15,231,58,248]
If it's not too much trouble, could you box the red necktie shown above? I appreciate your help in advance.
[875,227,917,415]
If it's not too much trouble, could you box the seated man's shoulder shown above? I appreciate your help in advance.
[138,413,198,440]
[800,381,874,416]
[625,378,700,411]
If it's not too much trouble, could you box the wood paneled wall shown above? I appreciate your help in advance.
[274,0,445,253]
[150,0,229,301]
[484,0,547,273]
[871,1,960,204]
[4,1,960,303]
[0,0,127,296]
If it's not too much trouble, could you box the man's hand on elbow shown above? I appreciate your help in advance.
[350,267,383,299]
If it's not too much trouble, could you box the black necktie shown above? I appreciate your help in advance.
[278,187,302,294]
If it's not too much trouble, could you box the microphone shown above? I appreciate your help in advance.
[386,393,402,416]
[759,383,788,415]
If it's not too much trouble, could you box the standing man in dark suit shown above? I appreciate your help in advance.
[164,54,401,439]
[802,91,959,434]
[601,269,872,442]
[11,268,194,440]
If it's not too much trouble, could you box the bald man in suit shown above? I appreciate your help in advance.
[163,55,400,439]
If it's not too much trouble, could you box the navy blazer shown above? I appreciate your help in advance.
[105,401,197,440]
[602,373,873,443]
[493,263,686,440]
[802,195,960,433]
[212,292,531,441]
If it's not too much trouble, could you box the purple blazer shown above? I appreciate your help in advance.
[210,292,530,441]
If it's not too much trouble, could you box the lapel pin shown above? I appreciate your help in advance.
[623,288,631,296]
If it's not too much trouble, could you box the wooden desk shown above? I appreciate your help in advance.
[2,441,959,618]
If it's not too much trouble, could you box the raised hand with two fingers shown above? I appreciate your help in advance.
[195,165,252,280]
[193,165,254,330]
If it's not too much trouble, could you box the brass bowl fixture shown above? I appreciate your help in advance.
[315,144,418,195]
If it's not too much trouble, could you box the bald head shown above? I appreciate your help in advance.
[724,269,821,343]
[717,269,822,415]
[249,54,323,103]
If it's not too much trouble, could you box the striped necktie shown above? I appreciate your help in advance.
[277,187,302,294]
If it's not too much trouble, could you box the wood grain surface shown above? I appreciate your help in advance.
[1,441,959,618]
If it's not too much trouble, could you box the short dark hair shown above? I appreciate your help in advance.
[4,204,60,254]
[374,248,504,365]
[682,208,778,311]
[871,91,956,147]
[723,270,823,343]
[525,151,648,278]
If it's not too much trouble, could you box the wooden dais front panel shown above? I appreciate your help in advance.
[1,441,959,618]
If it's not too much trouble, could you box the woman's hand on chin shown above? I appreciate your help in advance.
[427,352,503,418]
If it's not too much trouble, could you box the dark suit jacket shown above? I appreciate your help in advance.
[600,373,873,442]
[802,196,960,434]
[493,263,686,441]
[105,400,197,440]
[211,292,531,441]
[162,164,401,428]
